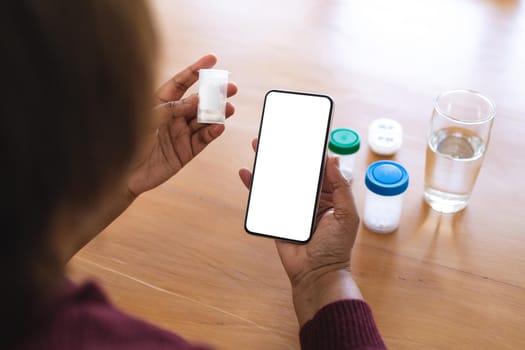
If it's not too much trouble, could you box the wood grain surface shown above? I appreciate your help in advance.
[67,0,525,349]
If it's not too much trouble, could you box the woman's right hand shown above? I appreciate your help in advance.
[239,139,363,326]
[128,54,237,198]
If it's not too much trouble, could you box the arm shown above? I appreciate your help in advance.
[60,54,237,262]
[127,54,237,197]
[239,148,386,349]
[299,297,386,350]
[292,269,363,327]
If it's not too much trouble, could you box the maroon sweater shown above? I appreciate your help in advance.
[15,281,386,350]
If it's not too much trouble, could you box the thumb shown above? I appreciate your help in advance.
[325,157,359,222]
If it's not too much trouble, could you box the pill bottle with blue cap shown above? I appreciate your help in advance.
[328,128,360,181]
[364,160,409,233]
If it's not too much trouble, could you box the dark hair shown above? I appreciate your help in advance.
[0,0,157,345]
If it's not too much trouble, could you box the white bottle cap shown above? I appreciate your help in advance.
[368,118,403,156]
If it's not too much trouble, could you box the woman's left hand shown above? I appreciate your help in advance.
[128,54,238,196]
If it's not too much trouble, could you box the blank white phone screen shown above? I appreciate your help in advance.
[245,91,333,242]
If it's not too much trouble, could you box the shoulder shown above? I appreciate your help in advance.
[17,280,210,350]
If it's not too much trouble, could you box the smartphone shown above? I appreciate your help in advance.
[244,90,334,243]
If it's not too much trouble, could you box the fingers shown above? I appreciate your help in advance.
[320,155,333,193]
[155,54,218,103]
[154,94,199,125]
[187,101,235,131]
[157,81,237,112]
[238,168,252,189]
[239,138,257,189]
[190,124,225,155]
[225,82,239,98]
[238,139,258,189]
[325,157,359,224]
[155,82,237,130]
[157,94,236,123]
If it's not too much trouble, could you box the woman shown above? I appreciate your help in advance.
[2,1,386,349]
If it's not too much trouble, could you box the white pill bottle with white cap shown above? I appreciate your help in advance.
[368,118,403,156]
[363,160,409,233]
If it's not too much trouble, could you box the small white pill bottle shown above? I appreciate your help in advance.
[197,69,229,124]
[327,128,361,181]
[363,161,409,234]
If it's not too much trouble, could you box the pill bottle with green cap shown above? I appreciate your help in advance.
[328,128,360,181]
[364,160,409,233]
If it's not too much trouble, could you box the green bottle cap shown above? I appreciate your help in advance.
[328,128,360,155]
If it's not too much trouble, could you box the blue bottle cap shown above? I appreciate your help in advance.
[365,161,409,196]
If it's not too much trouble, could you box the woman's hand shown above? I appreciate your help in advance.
[239,139,362,325]
[128,54,238,197]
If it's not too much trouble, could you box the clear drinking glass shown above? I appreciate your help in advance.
[424,90,495,213]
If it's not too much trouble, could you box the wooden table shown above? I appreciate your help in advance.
[68,0,525,348]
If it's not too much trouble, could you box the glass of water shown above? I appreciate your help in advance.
[424,90,495,213]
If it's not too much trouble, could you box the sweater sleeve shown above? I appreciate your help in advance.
[299,299,387,350]
[16,280,212,350]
